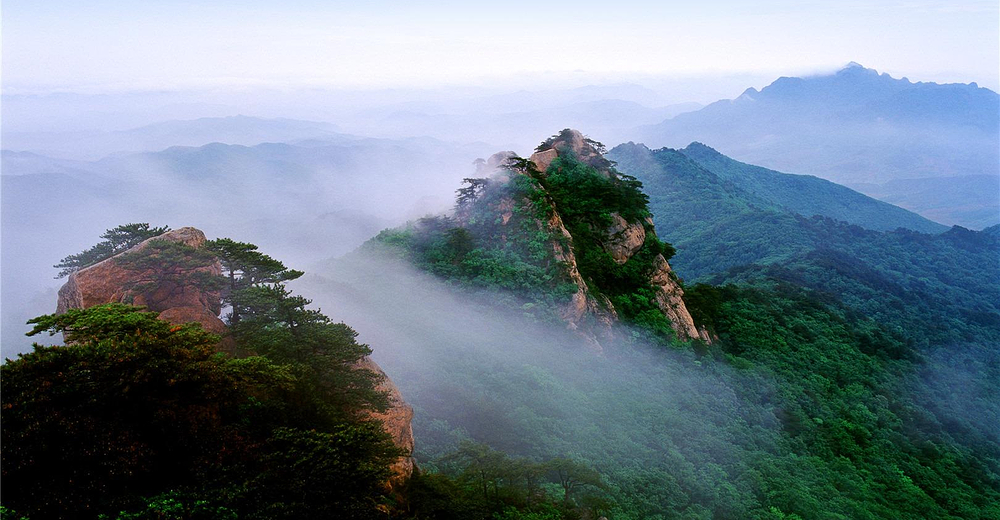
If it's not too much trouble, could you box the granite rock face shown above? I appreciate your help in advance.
[528,148,559,175]
[357,357,416,489]
[56,227,227,337]
[472,129,708,346]
[604,212,647,264]
[649,255,703,342]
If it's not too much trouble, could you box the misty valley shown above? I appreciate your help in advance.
[2,52,999,520]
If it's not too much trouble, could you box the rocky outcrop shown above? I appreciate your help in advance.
[529,148,558,174]
[603,213,647,264]
[485,150,518,172]
[56,227,228,337]
[487,190,616,348]
[535,128,612,174]
[537,130,705,343]
[357,357,415,489]
[546,209,618,347]
[473,129,708,345]
[649,255,703,341]
[56,227,418,485]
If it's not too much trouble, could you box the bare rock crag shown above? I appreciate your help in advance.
[479,129,708,345]
[56,227,228,336]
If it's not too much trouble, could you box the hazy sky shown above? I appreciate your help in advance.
[3,0,999,92]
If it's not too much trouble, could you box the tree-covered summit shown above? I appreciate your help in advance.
[373,131,703,344]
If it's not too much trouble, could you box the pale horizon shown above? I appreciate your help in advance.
[4,0,998,95]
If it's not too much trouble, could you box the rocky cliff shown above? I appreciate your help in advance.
[56,227,228,337]
[474,129,709,345]
[357,357,416,489]
[56,227,416,485]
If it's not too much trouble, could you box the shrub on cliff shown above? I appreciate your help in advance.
[53,223,170,278]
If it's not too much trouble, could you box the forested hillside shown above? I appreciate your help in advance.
[5,132,997,519]
[4,0,998,518]
[301,130,1000,519]
[677,142,946,233]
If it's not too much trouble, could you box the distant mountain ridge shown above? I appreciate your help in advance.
[1,115,354,160]
[608,141,963,279]
[635,64,999,226]
[677,142,947,233]
[734,62,996,130]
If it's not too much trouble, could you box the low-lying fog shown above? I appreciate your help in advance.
[0,131,495,357]
[297,248,785,512]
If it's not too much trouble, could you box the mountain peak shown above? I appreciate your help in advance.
[684,142,719,154]
[533,128,612,173]
[737,87,759,101]
[836,61,880,77]
[452,131,709,345]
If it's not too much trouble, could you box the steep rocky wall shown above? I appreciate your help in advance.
[481,149,616,350]
[533,130,707,343]
[482,130,709,345]
[357,357,415,489]
[545,205,618,349]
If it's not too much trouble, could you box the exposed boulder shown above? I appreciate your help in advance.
[485,150,518,171]
[603,212,647,264]
[529,148,558,174]
[56,227,227,337]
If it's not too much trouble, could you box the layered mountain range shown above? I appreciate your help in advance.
[636,63,1000,228]
[6,120,999,518]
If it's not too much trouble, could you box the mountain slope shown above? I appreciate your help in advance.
[369,129,707,345]
[608,142,1000,347]
[678,142,947,233]
[300,129,1000,519]
[849,174,1000,229]
[610,142,825,277]
[636,63,999,190]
